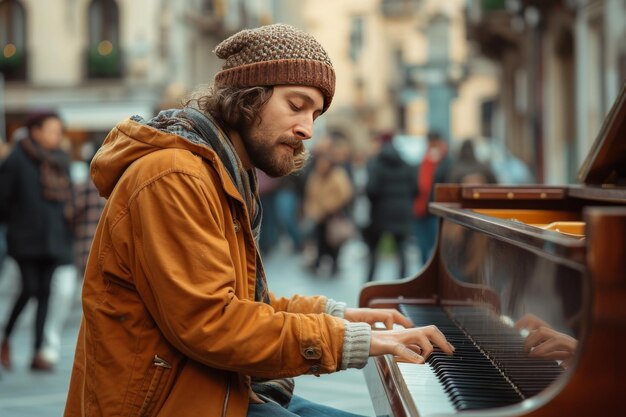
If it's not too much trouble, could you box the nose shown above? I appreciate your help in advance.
[293,115,314,140]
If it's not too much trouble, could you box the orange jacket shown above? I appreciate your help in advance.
[64,119,347,417]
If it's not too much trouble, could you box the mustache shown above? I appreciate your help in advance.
[280,137,305,154]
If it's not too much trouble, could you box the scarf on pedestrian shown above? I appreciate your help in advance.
[133,107,295,407]
[20,137,74,221]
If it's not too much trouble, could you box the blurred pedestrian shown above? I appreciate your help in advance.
[413,131,450,265]
[64,24,453,417]
[0,139,12,279]
[365,133,417,282]
[72,162,107,277]
[0,139,11,160]
[257,169,281,255]
[350,149,372,243]
[0,111,74,372]
[275,173,306,252]
[303,152,354,276]
[40,263,77,365]
[41,143,107,365]
[447,139,497,185]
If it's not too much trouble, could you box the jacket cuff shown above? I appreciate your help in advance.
[324,298,346,318]
[341,322,371,370]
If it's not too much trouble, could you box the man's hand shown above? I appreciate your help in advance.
[524,326,578,368]
[344,307,413,330]
[514,313,551,331]
[369,325,455,364]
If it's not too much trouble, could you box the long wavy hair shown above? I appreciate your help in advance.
[184,84,308,172]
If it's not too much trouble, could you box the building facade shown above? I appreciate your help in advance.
[0,0,282,156]
[466,0,626,184]
[300,0,498,157]
[1,0,499,161]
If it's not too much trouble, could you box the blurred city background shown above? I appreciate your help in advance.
[1,0,625,416]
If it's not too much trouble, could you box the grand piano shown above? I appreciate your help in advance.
[359,83,626,417]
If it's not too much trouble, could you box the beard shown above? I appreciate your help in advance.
[240,127,306,177]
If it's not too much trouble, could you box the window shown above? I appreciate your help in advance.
[349,16,364,62]
[0,0,27,81]
[87,0,121,79]
[427,15,449,65]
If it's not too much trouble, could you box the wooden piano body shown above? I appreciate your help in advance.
[360,84,626,417]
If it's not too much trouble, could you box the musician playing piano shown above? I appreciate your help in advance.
[63,24,455,417]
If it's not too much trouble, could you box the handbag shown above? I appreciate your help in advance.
[325,214,356,248]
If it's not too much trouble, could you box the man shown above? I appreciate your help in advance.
[365,132,417,282]
[413,131,450,265]
[64,24,453,417]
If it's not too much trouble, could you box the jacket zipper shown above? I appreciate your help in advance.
[137,355,172,417]
[153,355,171,369]
[221,377,231,417]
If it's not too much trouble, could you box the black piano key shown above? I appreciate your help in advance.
[398,304,565,410]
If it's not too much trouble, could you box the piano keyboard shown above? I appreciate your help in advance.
[397,362,456,416]
[397,305,564,413]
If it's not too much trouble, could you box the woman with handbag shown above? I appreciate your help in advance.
[303,151,353,276]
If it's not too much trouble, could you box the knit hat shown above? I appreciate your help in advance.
[213,24,336,112]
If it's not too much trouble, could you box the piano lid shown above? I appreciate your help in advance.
[577,81,626,186]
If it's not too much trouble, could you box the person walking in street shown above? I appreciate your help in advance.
[447,139,497,185]
[0,111,74,372]
[0,139,12,281]
[303,151,354,276]
[413,131,450,265]
[275,173,306,252]
[257,169,281,255]
[64,24,454,417]
[41,144,108,366]
[365,132,417,282]
[72,161,107,278]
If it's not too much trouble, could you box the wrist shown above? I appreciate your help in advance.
[341,322,371,370]
[325,299,346,318]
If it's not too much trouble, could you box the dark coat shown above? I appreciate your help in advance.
[0,142,73,263]
[366,142,417,235]
[447,140,497,185]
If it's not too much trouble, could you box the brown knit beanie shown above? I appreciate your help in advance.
[213,23,335,112]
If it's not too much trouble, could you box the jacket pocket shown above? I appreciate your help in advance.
[137,355,172,417]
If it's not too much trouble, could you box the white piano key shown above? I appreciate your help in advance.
[397,362,456,416]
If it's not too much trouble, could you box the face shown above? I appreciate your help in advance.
[240,85,324,177]
[31,117,64,150]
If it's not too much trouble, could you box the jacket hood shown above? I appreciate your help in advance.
[91,116,219,199]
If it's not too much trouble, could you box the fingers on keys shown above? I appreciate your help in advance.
[396,325,455,363]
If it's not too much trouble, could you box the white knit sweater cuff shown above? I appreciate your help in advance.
[341,322,371,370]
[324,298,346,318]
